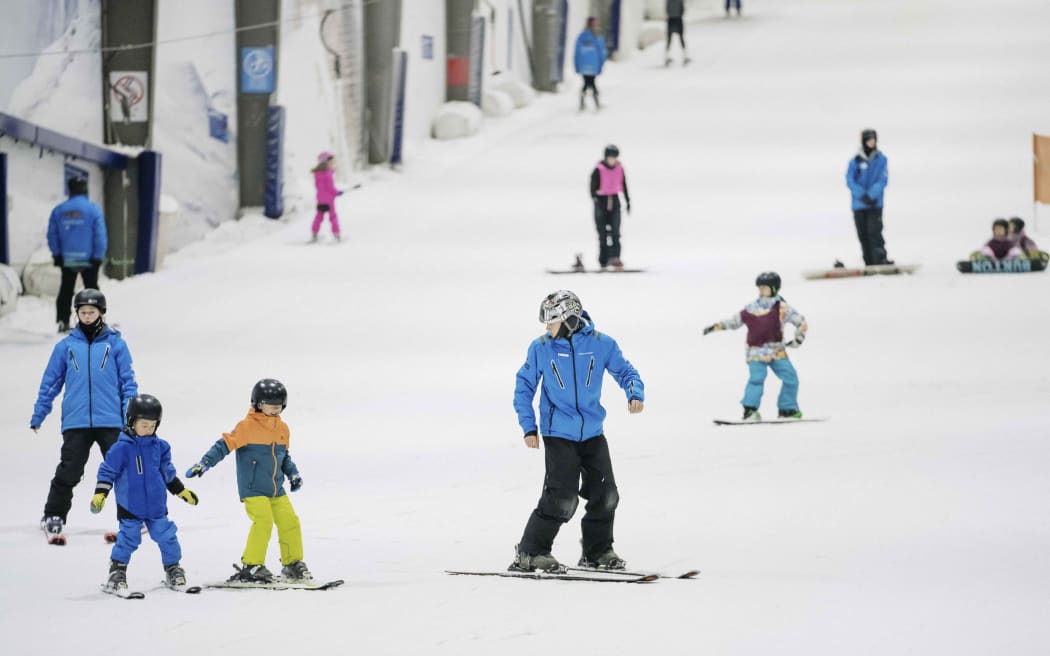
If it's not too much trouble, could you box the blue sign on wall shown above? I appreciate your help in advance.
[422,35,434,60]
[208,109,229,143]
[240,46,275,94]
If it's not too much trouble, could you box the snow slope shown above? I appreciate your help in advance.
[2,0,1049,654]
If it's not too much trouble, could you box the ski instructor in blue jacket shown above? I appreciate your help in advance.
[48,176,108,332]
[574,16,608,111]
[509,290,644,574]
[31,289,138,542]
[846,128,892,266]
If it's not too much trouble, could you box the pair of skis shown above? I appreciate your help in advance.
[446,566,699,584]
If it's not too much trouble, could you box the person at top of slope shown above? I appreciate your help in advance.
[590,144,632,271]
[185,379,312,584]
[703,272,808,422]
[311,151,344,243]
[91,394,199,594]
[510,290,645,574]
[574,16,608,111]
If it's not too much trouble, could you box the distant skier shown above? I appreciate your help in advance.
[590,145,632,271]
[725,0,742,16]
[311,151,343,243]
[31,289,138,543]
[511,290,645,573]
[91,394,199,595]
[574,17,608,111]
[665,0,690,65]
[186,379,312,584]
[47,176,107,332]
[846,128,892,266]
[971,218,1024,262]
[703,272,807,422]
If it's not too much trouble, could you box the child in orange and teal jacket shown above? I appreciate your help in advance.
[186,379,311,583]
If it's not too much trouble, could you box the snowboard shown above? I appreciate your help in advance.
[713,417,829,426]
[956,258,1047,274]
[802,263,919,280]
[546,268,646,275]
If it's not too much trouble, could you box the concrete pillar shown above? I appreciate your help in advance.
[235,0,281,208]
[364,0,402,164]
[100,0,158,147]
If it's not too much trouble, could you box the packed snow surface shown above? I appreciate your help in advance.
[2,0,1049,654]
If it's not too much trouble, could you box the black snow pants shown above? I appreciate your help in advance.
[56,265,100,323]
[853,207,888,265]
[594,197,622,268]
[518,435,619,562]
[43,428,120,522]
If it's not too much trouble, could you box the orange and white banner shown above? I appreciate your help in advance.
[1035,134,1050,203]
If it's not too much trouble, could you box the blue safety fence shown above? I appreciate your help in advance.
[264,105,285,219]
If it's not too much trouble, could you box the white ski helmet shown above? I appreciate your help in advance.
[539,290,583,325]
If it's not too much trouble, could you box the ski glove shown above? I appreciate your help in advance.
[185,462,210,478]
[52,255,63,267]
[90,493,107,514]
[289,475,303,492]
[702,325,718,335]
[861,194,876,205]
[177,489,199,506]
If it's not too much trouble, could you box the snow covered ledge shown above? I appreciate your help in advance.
[431,102,483,140]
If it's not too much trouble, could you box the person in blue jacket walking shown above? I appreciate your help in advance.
[47,177,108,332]
[846,128,892,266]
[574,16,608,111]
[90,394,199,594]
[31,289,138,542]
[510,290,644,573]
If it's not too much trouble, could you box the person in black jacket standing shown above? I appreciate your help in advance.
[590,145,632,271]
[665,0,690,65]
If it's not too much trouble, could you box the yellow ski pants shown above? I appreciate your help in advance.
[242,495,303,566]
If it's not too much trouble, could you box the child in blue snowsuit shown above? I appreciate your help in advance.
[574,17,608,111]
[91,395,198,593]
[703,272,808,421]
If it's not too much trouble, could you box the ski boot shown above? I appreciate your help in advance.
[611,257,625,272]
[778,408,803,419]
[281,560,313,582]
[742,407,761,422]
[508,545,566,574]
[309,233,319,244]
[105,560,128,591]
[578,548,626,570]
[571,253,585,273]
[229,563,274,584]
[41,515,64,536]
[164,562,187,587]
[579,93,586,112]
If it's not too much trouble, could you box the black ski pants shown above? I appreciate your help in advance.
[56,265,100,323]
[666,18,685,49]
[594,198,622,267]
[44,428,120,522]
[853,207,888,265]
[518,435,619,561]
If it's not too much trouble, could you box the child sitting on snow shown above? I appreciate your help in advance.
[1008,217,1047,260]
[971,218,1024,261]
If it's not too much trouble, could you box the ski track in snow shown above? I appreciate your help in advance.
[2,0,1050,654]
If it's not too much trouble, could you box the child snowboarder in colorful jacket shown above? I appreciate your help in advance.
[971,218,1024,261]
[311,151,343,242]
[590,145,631,271]
[510,290,644,573]
[91,394,198,594]
[186,379,310,583]
[703,272,808,421]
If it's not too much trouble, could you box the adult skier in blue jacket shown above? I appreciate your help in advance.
[510,290,644,573]
[846,128,892,265]
[47,177,108,331]
[30,289,138,542]
[574,16,608,111]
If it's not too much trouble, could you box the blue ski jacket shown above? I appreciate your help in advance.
[31,325,138,431]
[514,313,644,442]
[47,194,107,268]
[574,30,608,76]
[97,431,179,520]
[846,150,888,210]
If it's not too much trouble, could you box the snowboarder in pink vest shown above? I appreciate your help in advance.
[311,152,343,242]
[589,145,631,270]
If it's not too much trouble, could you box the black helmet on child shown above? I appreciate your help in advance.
[74,289,107,314]
[861,128,877,144]
[252,379,288,410]
[604,144,620,158]
[125,394,163,433]
[755,271,782,296]
[67,176,88,197]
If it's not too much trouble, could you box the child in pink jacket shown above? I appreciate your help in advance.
[311,152,342,242]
